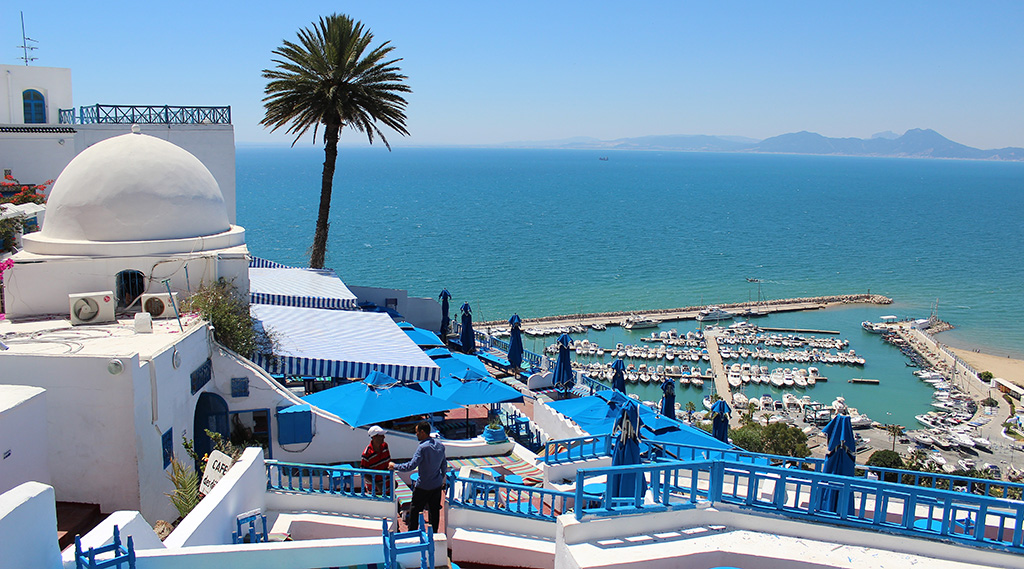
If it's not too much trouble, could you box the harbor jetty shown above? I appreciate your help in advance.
[476,293,892,329]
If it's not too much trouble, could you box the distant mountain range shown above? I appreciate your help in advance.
[503,129,1024,161]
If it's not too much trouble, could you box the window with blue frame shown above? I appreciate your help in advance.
[22,90,45,124]
[162,428,173,468]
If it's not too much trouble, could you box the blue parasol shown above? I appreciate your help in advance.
[710,399,731,443]
[610,358,626,394]
[439,289,452,344]
[609,403,647,499]
[459,302,475,354]
[301,371,458,427]
[552,333,575,395]
[507,314,524,371]
[819,413,856,513]
[660,376,675,417]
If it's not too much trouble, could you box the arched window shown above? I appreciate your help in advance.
[22,90,46,124]
[115,269,146,309]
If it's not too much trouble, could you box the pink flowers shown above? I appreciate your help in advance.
[0,258,12,282]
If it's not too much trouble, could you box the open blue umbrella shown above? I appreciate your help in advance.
[552,333,574,396]
[710,399,731,443]
[609,403,647,499]
[301,371,458,427]
[660,377,675,417]
[610,359,626,394]
[438,289,452,344]
[819,413,856,513]
[459,302,475,354]
[434,369,524,406]
[507,314,524,372]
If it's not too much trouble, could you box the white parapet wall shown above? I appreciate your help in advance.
[164,447,268,548]
[0,385,50,495]
[0,482,62,569]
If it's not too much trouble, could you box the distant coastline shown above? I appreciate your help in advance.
[495,128,1024,162]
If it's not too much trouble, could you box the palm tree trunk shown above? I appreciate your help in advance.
[310,121,341,269]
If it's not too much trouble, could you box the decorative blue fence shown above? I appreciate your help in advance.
[648,439,826,472]
[266,460,395,501]
[857,464,1024,499]
[568,459,1024,553]
[58,104,231,125]
[541,434,613,465]
[447,471,574,521]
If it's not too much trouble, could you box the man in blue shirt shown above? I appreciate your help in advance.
[389,421,447,531]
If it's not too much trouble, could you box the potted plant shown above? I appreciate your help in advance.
[482,416,507,443]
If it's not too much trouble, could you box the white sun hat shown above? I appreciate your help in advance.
[368,425,386,437]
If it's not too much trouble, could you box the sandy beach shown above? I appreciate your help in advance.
[946,344,1024,388]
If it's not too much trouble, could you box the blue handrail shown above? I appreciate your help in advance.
[541,434,613,465]
[856,464,1024,499]
[569,458,1024,553]
[58,104,231,125]
[446,471,574,521]
[266,460,395,501]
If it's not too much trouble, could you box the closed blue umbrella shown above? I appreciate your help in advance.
[819,413,856,513]
[438,289,452,344]
[609,403,647,499]
[660,376,675,417]
[459,302,475,354]
[552,333,574,396]
[610,358,626,394]
[710,399,731,443]
[507,314,524,371]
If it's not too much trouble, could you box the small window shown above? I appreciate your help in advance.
[115,269,146,309]
[22,90,45,124]
[162,428,173,469]
[231,377,250,398]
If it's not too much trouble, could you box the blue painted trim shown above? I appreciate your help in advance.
[266,460,395,502]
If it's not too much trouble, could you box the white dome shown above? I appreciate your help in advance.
[41,131,231,242]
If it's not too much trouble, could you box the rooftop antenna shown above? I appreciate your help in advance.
[17,11,38,65]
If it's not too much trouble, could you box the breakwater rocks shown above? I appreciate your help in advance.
[476,293,893,328]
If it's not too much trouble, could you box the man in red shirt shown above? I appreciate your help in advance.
[361,425,391,496]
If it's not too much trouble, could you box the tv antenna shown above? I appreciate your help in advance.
[17,12,38,65]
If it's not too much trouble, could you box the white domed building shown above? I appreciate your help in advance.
[3,127,248,319]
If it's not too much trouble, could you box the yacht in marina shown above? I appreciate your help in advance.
[622,314,660,330]
[696,306,736,322]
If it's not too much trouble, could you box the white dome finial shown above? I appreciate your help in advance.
[131,124,141,134]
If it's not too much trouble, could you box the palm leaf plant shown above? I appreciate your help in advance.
[262,13,411,268]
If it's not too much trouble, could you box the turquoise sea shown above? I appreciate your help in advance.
[237,147,1024,426]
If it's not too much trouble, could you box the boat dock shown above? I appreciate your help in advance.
[849,378,880,385]
[476,293,892,330]
[758,327,841,335]
[704,330,731,402]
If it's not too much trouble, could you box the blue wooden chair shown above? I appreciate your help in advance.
[232,509,268,544]
[382,514,434,569]
[74,525,135,569]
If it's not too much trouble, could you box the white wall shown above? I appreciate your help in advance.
[3,251,248,319]
[165,448,267,548]
[347,285,441,332]
[0,385,50,494]
[0,482,62,569]
[0,65,72,124]
[0,132,76,188]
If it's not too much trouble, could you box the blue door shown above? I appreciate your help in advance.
[193,392,229,461]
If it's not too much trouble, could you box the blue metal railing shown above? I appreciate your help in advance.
[576,372,610,393]
[446,471,574,521]
[857,464,1024,499]
[58,104,231,125]
[541,434,613,465]
[266,460,394,502]
[569,459,1024,553]
[648,439,826,472]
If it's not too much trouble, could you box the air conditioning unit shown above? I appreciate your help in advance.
[141,292,179,319]
[69,291,116,325]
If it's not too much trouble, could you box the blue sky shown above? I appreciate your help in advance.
[4,1,1022,148]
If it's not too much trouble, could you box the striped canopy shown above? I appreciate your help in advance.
[251,304,440,382]
[249,266,358,310]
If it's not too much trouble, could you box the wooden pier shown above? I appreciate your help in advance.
[704,330,731,402]
[476,293,892,329]
[758,327,841,335]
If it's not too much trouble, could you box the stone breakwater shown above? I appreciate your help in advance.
[476,294,893,327]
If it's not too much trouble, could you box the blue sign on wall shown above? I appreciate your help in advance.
[190,358,212,394]
[162,427,173,468]
[231,377,250,398]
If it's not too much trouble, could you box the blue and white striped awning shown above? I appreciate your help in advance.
[249,256,293,268]
[250,304,439,383]
[249,267,358,310]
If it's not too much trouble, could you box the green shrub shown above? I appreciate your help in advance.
[184,279,276,358]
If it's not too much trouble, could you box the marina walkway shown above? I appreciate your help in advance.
[704,331,731,403]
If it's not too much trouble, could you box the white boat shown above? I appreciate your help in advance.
[696,306,736,322]
[957,459,976,471]
[930,453,947,466]
[733,392,749,408]
[622,315,660,330]
[850,414,873,429]
[973,437,992,450]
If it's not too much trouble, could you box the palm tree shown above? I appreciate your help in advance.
[684,401,696,423]
[262,14,411,269]
[885,424,903,452]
